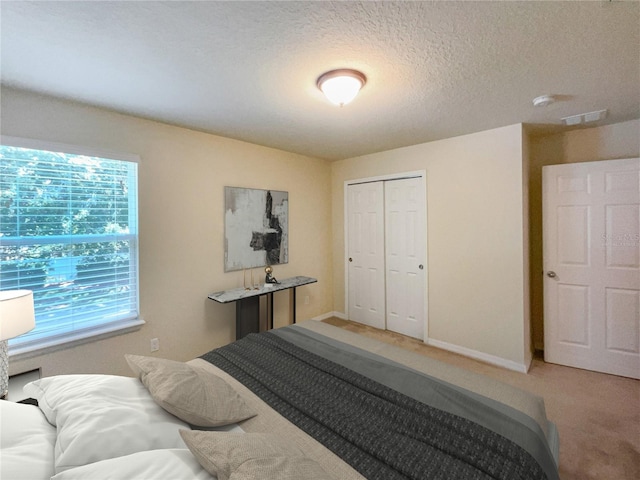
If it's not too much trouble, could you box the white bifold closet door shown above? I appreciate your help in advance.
[347,181,386,330]
[347,177,426,339]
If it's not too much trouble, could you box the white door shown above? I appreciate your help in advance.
[347,182,386,329]
[385,178,426,339]
[543,158,640,379]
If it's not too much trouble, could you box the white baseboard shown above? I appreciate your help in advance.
[311,313,528,373]
[426,338,529,373]
[312,311,347,321]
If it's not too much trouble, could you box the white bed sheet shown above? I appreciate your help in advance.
[0,401,56,480]
[49,449,215,480]
[1,375,246,480]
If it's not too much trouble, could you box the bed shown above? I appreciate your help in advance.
[0,320,559,480]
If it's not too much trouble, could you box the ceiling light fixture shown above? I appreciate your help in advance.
[317,69,366,107]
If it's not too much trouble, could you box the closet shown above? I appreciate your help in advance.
[346,175,426,339]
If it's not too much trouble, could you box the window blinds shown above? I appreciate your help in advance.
[0,142,139,351]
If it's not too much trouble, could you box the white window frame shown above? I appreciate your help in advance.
[1,136,144,358]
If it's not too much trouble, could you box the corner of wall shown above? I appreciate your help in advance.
[522,126,533,364]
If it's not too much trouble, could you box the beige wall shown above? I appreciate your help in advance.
[2,87,333,378]
[332,124,531,367]
[4,85,635,376]
[527,119,640,349]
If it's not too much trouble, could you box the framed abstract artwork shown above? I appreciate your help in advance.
[224,187,288,272]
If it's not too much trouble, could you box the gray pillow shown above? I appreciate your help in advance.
[180,431,334,480]
[125,354,255,427]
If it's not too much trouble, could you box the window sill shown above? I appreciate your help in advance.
[9,318,146,362]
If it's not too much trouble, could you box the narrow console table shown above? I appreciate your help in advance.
[208,276,317,340]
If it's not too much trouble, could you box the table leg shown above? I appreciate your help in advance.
[236,296,260,340]
[268,292,274,330]
[292,287,297,324]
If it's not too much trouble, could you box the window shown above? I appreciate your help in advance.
[0,138,141,354]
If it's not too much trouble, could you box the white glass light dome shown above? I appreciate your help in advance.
[317,69,366,107]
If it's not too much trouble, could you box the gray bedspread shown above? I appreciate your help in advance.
[201,328,558,480]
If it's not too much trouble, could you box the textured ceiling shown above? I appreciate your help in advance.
[1,1,638,161]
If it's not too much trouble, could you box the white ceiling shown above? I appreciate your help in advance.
[1,1,638,161]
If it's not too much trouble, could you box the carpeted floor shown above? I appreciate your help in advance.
[321,317,640,480]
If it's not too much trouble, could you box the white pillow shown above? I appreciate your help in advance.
[24,374,190,473]
[50,449,213,480]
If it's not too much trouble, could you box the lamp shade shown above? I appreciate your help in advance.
[0,290,36,341]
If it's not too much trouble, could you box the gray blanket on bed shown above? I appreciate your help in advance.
[201,331,555,480]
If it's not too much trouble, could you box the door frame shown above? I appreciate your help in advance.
[344,170,428,340]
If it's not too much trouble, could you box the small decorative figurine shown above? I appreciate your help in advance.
[265,266,279,284]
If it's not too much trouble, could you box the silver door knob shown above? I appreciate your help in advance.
[547,271,557,278]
